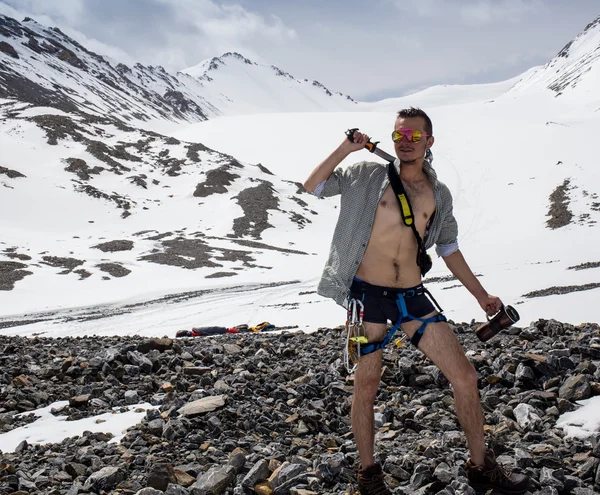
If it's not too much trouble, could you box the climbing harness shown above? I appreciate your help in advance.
[344,283,448,369]
[344,296,367,373]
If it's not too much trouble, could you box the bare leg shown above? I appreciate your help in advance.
[351,322,387,468]
[402,315,487,465]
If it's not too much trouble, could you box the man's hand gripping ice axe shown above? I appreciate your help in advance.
[345,128,396,162]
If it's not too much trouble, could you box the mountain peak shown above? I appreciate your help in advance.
[220,52,254,65]
[509,14,600,102]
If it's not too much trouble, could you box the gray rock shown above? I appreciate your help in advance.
[270,463,307,489]
[540,467,564,490]
[241,459,270,489]
[577,458,599,480]
[83,466,126,492]
[147,462,176,491]
[228,452,246,474]
[514,403,542,430]
[410,463,431,488]
[538,487,559,495]
[559,375,592,401]
[433,462,453,484]
[125,389,140,404]
[127,350,153,373]
[273,474,310,495]
[315,452,345,483]
[514,447,533,468]
[178,396,225,417]
[573,489,596,495]
[515,363,535,382]
[190,465,236,495]
[147,418,165,436]
[166,484,190,495]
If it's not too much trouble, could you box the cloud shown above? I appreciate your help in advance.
[132,0,297,68]
[0,0,297,71]
[1,0,84,25]
[388,0,544,24]
[408,0,446,18]
[459,0,544,25]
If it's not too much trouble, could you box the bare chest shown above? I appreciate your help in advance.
[375,183,435,236]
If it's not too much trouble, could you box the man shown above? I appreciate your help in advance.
[303,107,530,495]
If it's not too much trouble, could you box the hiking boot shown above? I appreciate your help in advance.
[357,464,391,495]
[466,449,530,494]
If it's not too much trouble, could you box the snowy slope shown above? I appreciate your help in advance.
[0,100,321,329]
[509,15,600,107]
[181,52,355,115]
[365,71,534,112]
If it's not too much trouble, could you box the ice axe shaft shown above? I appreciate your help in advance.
[345,128,396,163]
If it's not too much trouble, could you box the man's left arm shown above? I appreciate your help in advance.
[442,250,502,316]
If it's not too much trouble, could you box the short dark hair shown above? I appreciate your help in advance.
[397,107,433,136]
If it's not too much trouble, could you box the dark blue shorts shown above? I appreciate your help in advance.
[349,278,436,325]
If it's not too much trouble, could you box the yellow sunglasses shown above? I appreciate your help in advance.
[391,128,431,143]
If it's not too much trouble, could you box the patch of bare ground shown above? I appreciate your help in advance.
[256,163,274,175]
[3,249,32,261]
[139,238,255,269]
[546,179,573,229]
[74,184,133,218]
[206,272,238,279]
[283,179,309,194]
[92,240,134,252]
[193,166,240,197]
[567,261,600,271]
[0,261,33,290]
[64,158,103,180]
[96,263,131,278]
[74,269,92,280]
[232,181,279,239]
[423,274,457,283]
[40,256,84,274]
[522,282,600,298]
[186,142,211,162]
[0,166,26,179]
[209,237,308,255]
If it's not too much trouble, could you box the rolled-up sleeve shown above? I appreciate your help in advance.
[435,187,459,257]
[312,164,356,198]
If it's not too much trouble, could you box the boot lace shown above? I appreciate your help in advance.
[486,462,512,484]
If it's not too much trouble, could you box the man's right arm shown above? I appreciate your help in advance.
[303,132,370,194]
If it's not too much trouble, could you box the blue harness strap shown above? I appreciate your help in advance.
[358,288,446,356]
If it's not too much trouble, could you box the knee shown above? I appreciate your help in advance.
[451,362,478,392]
[355,374,380,403]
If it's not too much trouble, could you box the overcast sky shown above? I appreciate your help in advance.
[0,0,598,101]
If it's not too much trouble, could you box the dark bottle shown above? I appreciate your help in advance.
[476,305,520,342]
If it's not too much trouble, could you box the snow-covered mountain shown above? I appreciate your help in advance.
[509,15,600,105]
[181,52,355,116]
[0,14,355,125]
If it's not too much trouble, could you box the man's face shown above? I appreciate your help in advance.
[393,117,434,164]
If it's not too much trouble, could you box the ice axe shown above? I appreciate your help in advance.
[345,128,396,163]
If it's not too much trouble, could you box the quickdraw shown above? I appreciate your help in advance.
[344,297,367,373]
